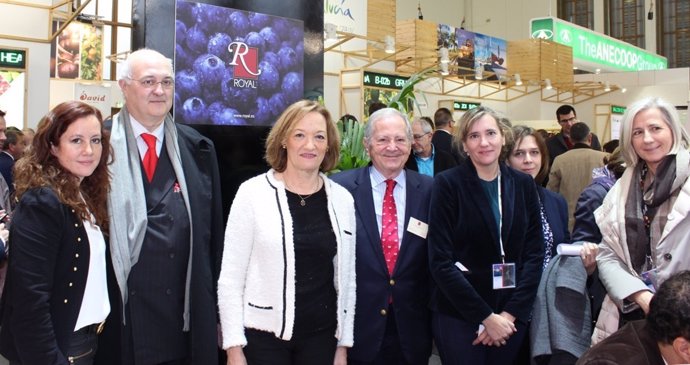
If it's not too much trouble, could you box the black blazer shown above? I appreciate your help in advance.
[96,122,224,365]
[431,130,462,163]
[428,161,544,325]
[331,167,433,364]
[0,187,101,365]
[404,148,457,176]
[0,152,14,195]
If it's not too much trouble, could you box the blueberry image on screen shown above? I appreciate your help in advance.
[195,5,222,33]
[182,97,208,124]
[269,93,289,117]
[278,46,298,72]
[222,81,257,110]
[186,25,208,55]
[261,51,280,70]
[176,20,187,44]
[175,44,192,71]
[207,33,232,61]
[258,61,280,93]
[211,107,247,125]
[202,86,223,105]
[245,32,266,54]
[251,96,272,125]
[175,69,201,100]
[193,54,226,88]
[259,27,281,53]
[281,72,303,103]
[272,18,290,38]
[229,11,250,38]
[249,13,271,31]
[176,1,196,25]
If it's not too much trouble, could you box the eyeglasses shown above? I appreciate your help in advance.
[413,132,431,140]
[127,77,175,89]
[558,116,577,124]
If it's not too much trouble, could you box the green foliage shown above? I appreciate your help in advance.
[331,117,370,173]
[387,66,437,116]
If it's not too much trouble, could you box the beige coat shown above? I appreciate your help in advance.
[547,147,608,230]
[592,152,690,343]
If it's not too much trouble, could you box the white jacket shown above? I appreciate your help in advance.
[593,154,690,343]
[218,170,356,349]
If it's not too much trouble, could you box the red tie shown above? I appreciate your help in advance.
[142,133,158,182]
[381,179,399,275]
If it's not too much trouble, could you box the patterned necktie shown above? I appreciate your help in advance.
[142,133,158,182]
[381,179,399,275]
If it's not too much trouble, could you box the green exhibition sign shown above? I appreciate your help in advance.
[530,17,667,72]
[611,105,626,114]
[0,49,26,69]
[453,101,480,111]
[363,71,409,90]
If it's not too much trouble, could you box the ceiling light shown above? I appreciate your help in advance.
[440,47,450,64]
[475,65,483,80]
[384,35,395,54]
[544,78,552,90]
[324,23,337,41]
[604,81,611,92]
[440,62,449,76]
[621,87,627,93]
[514,73,522,86]
[595,68,601,74]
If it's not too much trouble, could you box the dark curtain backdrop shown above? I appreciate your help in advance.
[131,0,324,219]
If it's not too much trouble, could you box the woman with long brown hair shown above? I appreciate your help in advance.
[0,100,112,365]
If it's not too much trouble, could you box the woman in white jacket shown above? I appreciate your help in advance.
[218,100,356,365]
[594,97,690,342]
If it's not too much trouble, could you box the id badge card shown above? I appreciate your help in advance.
[492,263,516,289]
[640,268,659,293]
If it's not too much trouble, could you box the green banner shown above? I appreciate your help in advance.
[530,17,667,72]
[453,101,481,111]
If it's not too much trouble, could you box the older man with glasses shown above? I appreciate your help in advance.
[405,117,456,177]
[96,48,224,365]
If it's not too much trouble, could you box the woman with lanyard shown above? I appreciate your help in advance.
[0,101,111,365]
[428,106,544,364]
[593,97,690,343]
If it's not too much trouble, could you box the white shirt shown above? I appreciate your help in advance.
[369,167,406,246]
[74,219,110,330]
[129,115,164,160]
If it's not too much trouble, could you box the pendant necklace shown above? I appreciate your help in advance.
[285,178,320,206]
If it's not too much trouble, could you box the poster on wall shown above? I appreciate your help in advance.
[50,21,104,80]
[0,71,25,128]
[324,0,366,35]
[455,28,475,76]
[75,83,111,118]
[175,0,304,126]
[473,34,507,81]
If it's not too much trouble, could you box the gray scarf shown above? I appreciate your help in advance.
[108,106,194,330]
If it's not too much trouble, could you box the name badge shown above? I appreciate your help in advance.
[492,263,516,289]
[406,217,428,239]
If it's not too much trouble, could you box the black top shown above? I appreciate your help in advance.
[286,185,338,337]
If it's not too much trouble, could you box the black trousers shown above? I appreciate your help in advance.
[11,324,100,365]
[243,327,337,365]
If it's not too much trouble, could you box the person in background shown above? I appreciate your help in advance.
[98,48,224,365]
[0,129,26,196]
[428,106,544,364]
[547,123,608,231]
[405,116,456,177]
[368,102,387,117]
[0,101,111,365]
[546,105,602,166]
[431,107,456,159]
[21,128,35,149]
[219,100,356,365]
[0,110,7,146]
[332,108,434,365]
[602,139,619,154]
[577,270,690,365]
[593,97,690,344]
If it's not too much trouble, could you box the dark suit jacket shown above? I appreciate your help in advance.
[428,161,544,325]
[538,186,570,251]
[331,168,433,364]
[405,148,457,176]
[96,123,224,365]
[0,152,14,195]
[0,188,102,365]
[546,132,602,165]
[432,130,461,163]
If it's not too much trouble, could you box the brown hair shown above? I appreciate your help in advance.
[14,101,112,231]
[506,125,550,184]
[265,100,340,172]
